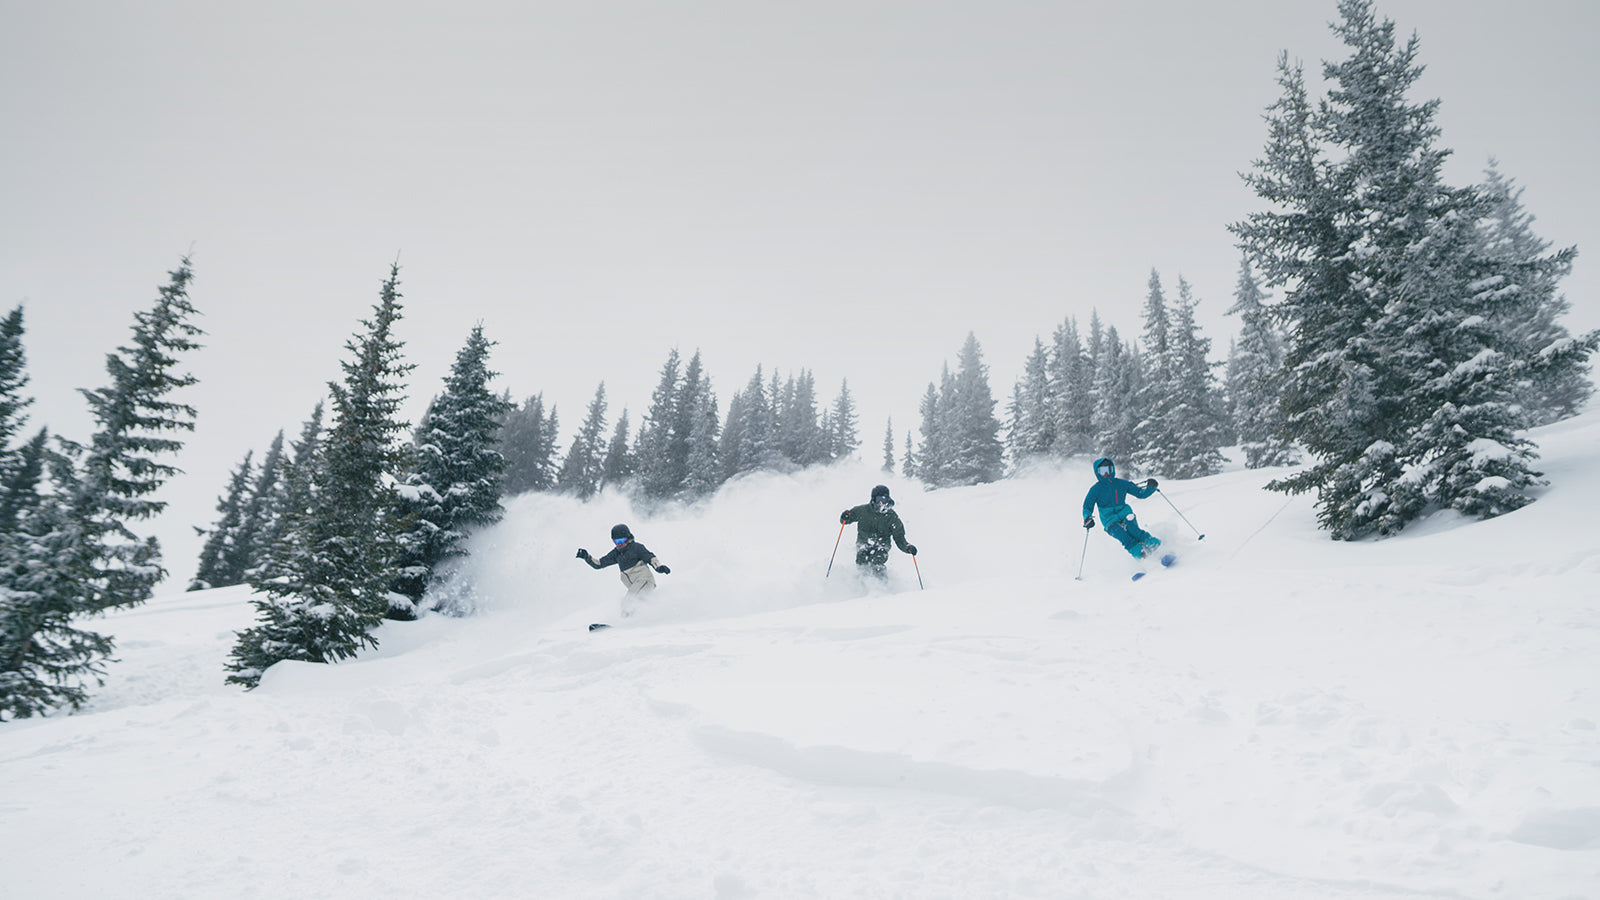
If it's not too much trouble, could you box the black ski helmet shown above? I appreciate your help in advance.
[610,523,633,541]
[870,484,891,502]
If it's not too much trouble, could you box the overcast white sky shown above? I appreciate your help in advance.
[4,0,1597,588]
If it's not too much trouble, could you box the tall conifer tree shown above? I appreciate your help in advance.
[392,325,512,604]
[1232,1,1595,537]
[229,265,414,688]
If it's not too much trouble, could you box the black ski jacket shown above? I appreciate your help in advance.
[584,541,660,573]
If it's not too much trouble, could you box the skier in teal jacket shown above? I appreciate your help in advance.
[1082,457,1162,559]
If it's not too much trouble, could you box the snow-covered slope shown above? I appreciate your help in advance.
[3,411,1598,899]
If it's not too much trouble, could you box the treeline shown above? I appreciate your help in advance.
[492,353,865,503]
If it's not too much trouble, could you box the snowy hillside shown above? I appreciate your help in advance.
[3,411,1598,899]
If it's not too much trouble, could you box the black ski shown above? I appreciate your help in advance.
[588,623,610,632]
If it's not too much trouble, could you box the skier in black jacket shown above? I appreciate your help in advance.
[577,524,670,617]
[839,484,917,578]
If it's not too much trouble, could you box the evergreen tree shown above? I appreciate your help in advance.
[600,409,635,490]
[1050,316,1095,458]
[943,333,1005,486]
[1226,256,1297,468]
[0,305,36,528]
[717,389,748,481]
[779,370,824,466]
[556,383,608,499]
[901,431,916,479]
[189,451,253,591]
[392,325,513,604]
[734,366,777,475]
[881,418,895,473]
[499,393,559,495]
[915,378,947,485]
[635,349,682,500]
[0,306,30,475]
[827,379,861,463]
[1159,278,1229,478]
[222,430,285,586]
[257,406,322,566]
[229,265,413,688]
[1091,329,1142,469]
[1007,338,1054,465]
[1231,0,1596,537]
[1,260,203,718]
[1477,161,1594,424]
[1130,272,1195,475]
[0,429,48,535]
[682,386,722,499]
[668,352,708,487]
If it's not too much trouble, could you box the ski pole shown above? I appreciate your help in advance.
[1157,488,1205,540]
[1074,527,1090,581]
[912,553,924,590]
[825,521,846,577]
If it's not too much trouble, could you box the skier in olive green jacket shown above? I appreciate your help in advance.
[839,484,917,578]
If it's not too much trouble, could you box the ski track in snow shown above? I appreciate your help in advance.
[4,414,1600,898]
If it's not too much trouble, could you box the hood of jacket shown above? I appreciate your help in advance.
[1093,457,1116,480]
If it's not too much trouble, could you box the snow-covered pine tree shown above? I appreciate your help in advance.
[717,389,748,480]
[0,306,29,474]
[735,366,778,475]
[634,350,682,500]
[0,429,47,536]
[556,383,608,499]
[228,265,413,688]
[189,451,253,591]
[499,393,559,495]
[1,259,203,717]
[901,431,916,479]
[1050,316,1095,458]
[220,430,285,586]
[668,352,708,488]
[600,409,635,491]
[1225,255,1297,468]
[1130,272,1177,475]
[784,370,827,466]
[881,418,895,473]
[1477,161,1595,424]
[829,379,860,462]
[0,304,36,528]
[256,406,321,566]
[682,385,721,499]
[914,379,946,485]
[1091,328,1141,471]
[1157,277,1229,479]
[1007,338,1054,466]
[1231,0,1591,537]
[935,333,1004,487]
[391,325,513,605]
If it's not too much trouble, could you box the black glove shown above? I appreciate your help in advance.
[1145,478,1159,490]
[1083,516,1096,530]
[576,548,590,560]
[655,565,670,575]
[840,510,852,524]
[904,544,917,556]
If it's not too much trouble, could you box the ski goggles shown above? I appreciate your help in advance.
[1097,465,1113,476]
[613,537,629,545]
